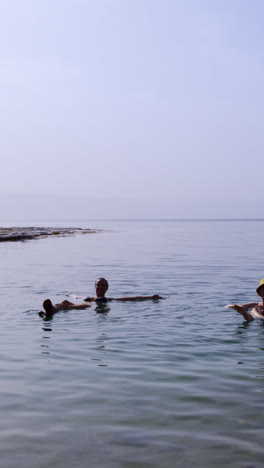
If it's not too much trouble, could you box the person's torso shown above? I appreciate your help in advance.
[251,303,264,319]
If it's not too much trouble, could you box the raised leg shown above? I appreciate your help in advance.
[43,299,58,315]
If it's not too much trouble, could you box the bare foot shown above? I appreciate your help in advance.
[43,299,56,315]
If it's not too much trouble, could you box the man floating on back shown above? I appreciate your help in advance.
[40,277,163,317]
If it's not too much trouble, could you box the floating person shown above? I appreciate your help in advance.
[40,277,163,317]
[227,279,264,322]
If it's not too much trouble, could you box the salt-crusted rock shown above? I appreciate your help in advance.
[0,227,101,242]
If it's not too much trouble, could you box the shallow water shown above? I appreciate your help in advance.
[1,220,264,467]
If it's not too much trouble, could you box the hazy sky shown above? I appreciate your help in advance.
[1,0,264,217]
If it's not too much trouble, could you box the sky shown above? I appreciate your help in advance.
[1,0,264,219]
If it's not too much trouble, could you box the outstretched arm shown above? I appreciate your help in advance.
[240,302,258,309]
[113,295,163,302]
[227,302,258,310]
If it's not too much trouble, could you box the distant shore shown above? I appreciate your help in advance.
[0,227,102,242]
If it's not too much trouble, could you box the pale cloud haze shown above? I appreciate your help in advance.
[1,0,264,218]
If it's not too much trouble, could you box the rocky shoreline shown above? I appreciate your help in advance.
[0,227,102,242]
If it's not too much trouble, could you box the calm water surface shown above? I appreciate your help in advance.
[1,220,264,468]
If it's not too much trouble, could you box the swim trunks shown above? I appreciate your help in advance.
[95,297,108,303]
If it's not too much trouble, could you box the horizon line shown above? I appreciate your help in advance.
[1,218,264,222]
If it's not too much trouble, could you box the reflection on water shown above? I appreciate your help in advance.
[234,321,251,338]
[95,303,111,314]
[41,325,52,355]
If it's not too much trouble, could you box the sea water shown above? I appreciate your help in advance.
[0,220,264,468]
